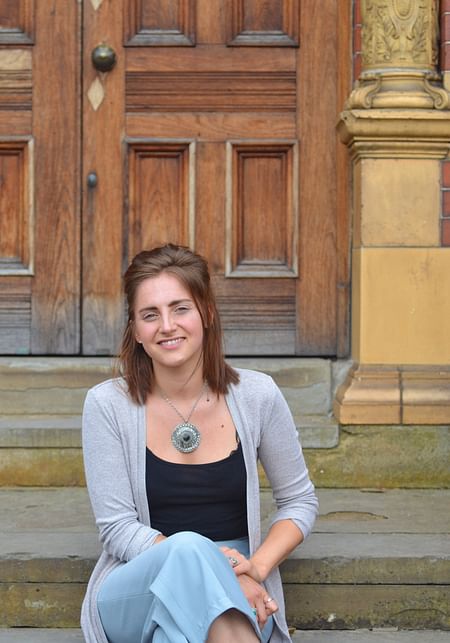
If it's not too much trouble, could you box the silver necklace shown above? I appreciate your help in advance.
[160,383,207,453]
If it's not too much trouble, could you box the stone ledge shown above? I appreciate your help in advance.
[304,425,450,489]
[0,414,339,450]
[334,364,450,425]
[0,357,350,418]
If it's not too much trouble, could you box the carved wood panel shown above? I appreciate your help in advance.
[214,278,296,353]
[0,49,32,110]
[0,0,34,44]
[125,0,196,46]
[226,141,298,278]
[126,141,195,260]
[126,71,296,112]
[229,0,299,46]
[0,139,33,274]
[0,278,31,353]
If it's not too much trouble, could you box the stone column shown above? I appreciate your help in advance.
[335,0,450,424]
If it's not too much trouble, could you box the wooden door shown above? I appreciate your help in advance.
[0,1,348,357]
[83,0,346,357]
[0,1,80,354]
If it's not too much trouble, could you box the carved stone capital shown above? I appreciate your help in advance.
[347,0,450,110]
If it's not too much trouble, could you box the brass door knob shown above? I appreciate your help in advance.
[91,44,116,72]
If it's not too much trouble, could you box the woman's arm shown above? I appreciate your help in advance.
[224,377,318,582]
[251,518,303,581]
[82,385,163,561]
[258,380,319,543]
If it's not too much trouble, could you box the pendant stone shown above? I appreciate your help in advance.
[171,422,201,453]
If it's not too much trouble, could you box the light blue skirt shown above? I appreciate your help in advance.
[97,531,274,643]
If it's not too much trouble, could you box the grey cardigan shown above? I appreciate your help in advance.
[81,368,318,642]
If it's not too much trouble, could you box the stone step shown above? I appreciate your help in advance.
[0,412,339,486]
[0,355,339,484]
[0,629,449,643]
[0,357,342,486]
[1,357,449,489]
[0,357,344,418]
[1,488,448,631]
[1,411,448,488]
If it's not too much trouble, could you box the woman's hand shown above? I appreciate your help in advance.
[237,573,278,628]
[220,545,263,583]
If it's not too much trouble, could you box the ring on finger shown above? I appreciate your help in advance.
[252,607,257,616]
[264,596,274,604]
[228,556,239,567]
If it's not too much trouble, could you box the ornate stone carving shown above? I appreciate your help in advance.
[346,0,450,110]
[362,0,437,70]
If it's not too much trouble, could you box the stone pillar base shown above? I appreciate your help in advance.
[334,364,450,425]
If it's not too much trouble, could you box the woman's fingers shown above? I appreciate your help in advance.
[263,595,279,614]
[220,547,249,572]
[219,546,262,581]
[254,598,267,627]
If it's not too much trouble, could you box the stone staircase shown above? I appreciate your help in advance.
[0,357,449,641]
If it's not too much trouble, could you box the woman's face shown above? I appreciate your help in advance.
[133,272,204,375]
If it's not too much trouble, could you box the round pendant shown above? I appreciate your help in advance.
[171,422,201,453]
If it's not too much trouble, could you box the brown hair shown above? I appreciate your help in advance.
[117,243,239,404]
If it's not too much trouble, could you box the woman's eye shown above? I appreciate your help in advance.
[175,305,190,314]
[143,313,158,321]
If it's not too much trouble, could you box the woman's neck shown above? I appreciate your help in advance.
[152,364,205,401]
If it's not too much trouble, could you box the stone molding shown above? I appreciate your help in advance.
[338,108,450,159]
[334,364,450,424]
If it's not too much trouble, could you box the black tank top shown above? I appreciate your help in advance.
[146,442,248,540]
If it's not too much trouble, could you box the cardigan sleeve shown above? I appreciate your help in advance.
[258,379,319,540]
[82,384,162,561]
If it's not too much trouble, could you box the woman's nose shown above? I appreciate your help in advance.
[160,311,176,332]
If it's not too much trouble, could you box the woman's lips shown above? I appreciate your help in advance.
[158,337,184,348]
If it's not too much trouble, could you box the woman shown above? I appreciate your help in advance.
[81,244,318,643]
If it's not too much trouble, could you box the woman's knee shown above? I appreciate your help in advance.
[167,530,213,553]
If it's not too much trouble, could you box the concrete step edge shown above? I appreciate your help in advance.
[0,413,339,449]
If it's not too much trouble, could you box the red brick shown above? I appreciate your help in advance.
[354,25,362,53]
[442,190,450,217]
[441,43,450,72]
[441,13,450,43]
[442,161,450,189]
[353,54,362,82]
[354,0,362,25]
[442,219,450,246]
[441,1,450,14]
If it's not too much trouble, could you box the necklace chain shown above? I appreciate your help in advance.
[160,382,207,424]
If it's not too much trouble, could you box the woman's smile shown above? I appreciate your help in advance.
[158,337,185,348]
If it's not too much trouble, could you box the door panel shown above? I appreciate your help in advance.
[82,0,341,356]
[126,141,195,256]
[0,1,80,354]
